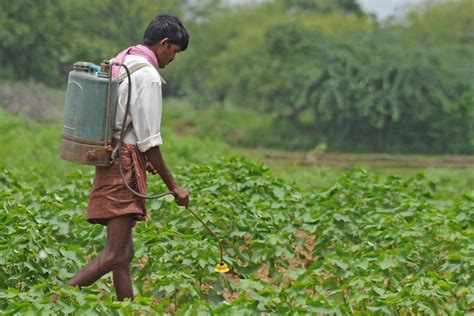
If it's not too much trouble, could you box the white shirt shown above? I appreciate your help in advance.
[112,55,166,152]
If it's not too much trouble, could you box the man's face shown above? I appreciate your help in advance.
[155,40,181,69]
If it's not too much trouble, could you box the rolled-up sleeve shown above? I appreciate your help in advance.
[132,80,163,152]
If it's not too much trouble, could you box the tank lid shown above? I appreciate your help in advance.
[73,61,93,72]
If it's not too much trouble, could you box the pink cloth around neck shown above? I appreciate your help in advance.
[111,44,159,78]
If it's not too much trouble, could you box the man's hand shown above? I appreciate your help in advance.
[172,185,189,207]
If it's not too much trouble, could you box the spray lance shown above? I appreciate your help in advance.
[108,61,229,273]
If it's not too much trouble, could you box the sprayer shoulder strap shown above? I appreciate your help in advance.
[117,63,151,82]
[122,124,133,137]
[117,62,152,140]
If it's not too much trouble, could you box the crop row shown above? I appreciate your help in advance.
[1,157,472,314]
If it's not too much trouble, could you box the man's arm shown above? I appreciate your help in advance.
[145,146,189,207]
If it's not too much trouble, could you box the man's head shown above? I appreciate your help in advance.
[143,14,189,68]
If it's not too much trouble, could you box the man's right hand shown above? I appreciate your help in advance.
[172,185,189,207]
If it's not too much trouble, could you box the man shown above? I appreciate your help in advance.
[54,14,190,302]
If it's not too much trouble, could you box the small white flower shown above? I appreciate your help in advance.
[38,250,48,259]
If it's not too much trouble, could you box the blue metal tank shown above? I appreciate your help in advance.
[60,61,119,166]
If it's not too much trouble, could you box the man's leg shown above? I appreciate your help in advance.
[112,233,134,300]
[66,215,134,288]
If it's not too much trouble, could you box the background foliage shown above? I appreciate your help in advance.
[1,0,472,153]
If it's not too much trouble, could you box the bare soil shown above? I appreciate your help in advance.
[263,152,474,168]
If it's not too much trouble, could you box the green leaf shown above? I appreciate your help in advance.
[236,279,265,291]
[378,256,397,270]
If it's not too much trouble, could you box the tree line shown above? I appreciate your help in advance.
[1,0,472,153]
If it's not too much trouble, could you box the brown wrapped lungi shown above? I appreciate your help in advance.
[87,142,147,226]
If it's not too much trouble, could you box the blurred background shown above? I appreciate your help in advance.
[0,0,473,185]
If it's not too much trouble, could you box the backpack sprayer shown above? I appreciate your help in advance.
[60,60,229,273]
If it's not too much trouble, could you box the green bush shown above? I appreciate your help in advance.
[269,27,474,153]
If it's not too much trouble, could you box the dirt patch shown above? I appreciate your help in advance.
[200,282,212,295]
[295,230,316,267]
[222,270,241,302]
[255,265,273,284]
[264,152,474,168]
[135,256,148,270]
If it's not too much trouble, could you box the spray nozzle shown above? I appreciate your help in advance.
[215,262,230,273]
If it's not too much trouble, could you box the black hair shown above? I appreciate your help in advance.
[143,14,189,51]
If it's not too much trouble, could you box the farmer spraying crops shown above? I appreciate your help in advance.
[53,14,190,301]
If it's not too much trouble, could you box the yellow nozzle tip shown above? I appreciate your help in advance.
[215,263,230,273]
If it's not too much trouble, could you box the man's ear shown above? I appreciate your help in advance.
[159,38,170,47]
